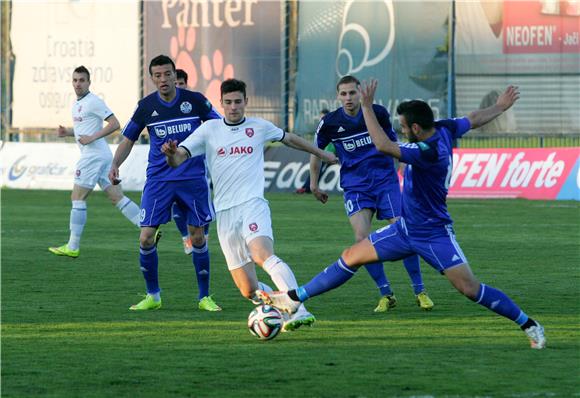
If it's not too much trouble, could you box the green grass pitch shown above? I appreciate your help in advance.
[2,189,579,397]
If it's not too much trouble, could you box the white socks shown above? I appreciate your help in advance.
[262,255,299,291]
[68,200,87,250]
[116,196,141,227]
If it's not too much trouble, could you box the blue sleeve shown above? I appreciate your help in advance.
[195,93,221,121]
[399,141,438,168]
[434,117,471,139]
[315,117,331,149]
[122,103,146,142]
[375,105,397,142]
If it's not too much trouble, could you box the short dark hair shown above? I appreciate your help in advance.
[73,65,90,81]
[221,78,246,98]
[396,100,434,130]
[149,55,176,75]
[336,75,360,91]
[320,108,330,115]
[176,69,188,84]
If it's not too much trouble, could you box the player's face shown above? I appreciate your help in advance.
[175,78,187,89]
[72,72,90,98]
[398,115,420,143]
[337,82,361,115]
[151,64,177,98]
[221,91,247,124]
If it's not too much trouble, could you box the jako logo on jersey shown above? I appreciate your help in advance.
[229,146,253,155]
[217,147,227,157]
[154,123,192,138]
[249,222,258,232]
[245,128,254,137]
[180,101,192,113]
[343,136,372,152]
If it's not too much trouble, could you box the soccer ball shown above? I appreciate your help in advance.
[247,304,283,340]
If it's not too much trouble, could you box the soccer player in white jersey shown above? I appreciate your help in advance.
[161,79,338,331]
[49,66,141,258]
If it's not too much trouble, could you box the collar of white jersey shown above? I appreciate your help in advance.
[223,117,246,127]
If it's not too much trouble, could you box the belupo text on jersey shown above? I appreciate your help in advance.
[153,121,194,139]
[342,134,373,152]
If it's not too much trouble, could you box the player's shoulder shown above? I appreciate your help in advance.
[180,89,211,106]
[138,92,159,108]
[245,117,275,128]
[372,103,390,116]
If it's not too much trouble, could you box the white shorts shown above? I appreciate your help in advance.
[74,153,113,190]
[216,197,274,270]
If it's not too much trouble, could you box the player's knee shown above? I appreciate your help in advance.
[455,279,480,299]
[139,232,156,248]
[340,247,359,269]
[190,232,205,247]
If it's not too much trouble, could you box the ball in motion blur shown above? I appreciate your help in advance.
[247,304,283,340]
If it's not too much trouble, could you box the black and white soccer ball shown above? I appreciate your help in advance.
[247,304,283,340]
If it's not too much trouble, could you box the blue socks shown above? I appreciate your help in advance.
[192,242,210,299]
[402,255,425,295]
[140,245,160,295]
[474,283,529,326]
[296,257,357,301]
[172,203,189,237]
[364,262,393,296]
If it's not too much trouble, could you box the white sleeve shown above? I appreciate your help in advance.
[179,124,207,158]
[93,96,114,120]
[261,119,284,142]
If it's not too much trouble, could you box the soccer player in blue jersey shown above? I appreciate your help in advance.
[109,55,221,312]
[258,80,546,349]
[310,75,433,312]
[170,68,211,255]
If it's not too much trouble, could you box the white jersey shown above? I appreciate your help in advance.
[71,92,114,157]
[179,117,284,212]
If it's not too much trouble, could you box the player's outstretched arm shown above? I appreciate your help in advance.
[109,137,135,185]
[282,133,338,164]
[309,154,329,204]
[78,115,120,145]
[162,140,189,168]
[360,79,401,159]
[467,85,519,130]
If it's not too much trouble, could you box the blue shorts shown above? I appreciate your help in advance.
[140,179,215,227]
[343,182,401,220]
[369,219,468,273]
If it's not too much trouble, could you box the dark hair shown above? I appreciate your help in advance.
[320,108,330,115]
[73,65,90,81]
[336,75,360,91]
[396,100,434,130]
[176,69,188,84]
[221,78,246,98]
[149,55,176,75]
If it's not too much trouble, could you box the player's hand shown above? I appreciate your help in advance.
[496,85,520,111]
[57,125,68,137]
[161,139,178,156]
[108,165,121,185]
[312,188,329,204]
[360,79,378,109]
[78,135,95,145]
[320,151,338,165]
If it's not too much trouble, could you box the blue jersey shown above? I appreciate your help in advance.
[316,105,399,191]
[398,117,471,235]
[122,88,220,181]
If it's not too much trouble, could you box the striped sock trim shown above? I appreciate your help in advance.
[140,246,157,255]
[475,283,486,304]
[192,242,208,254]
[337,257,356,274]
